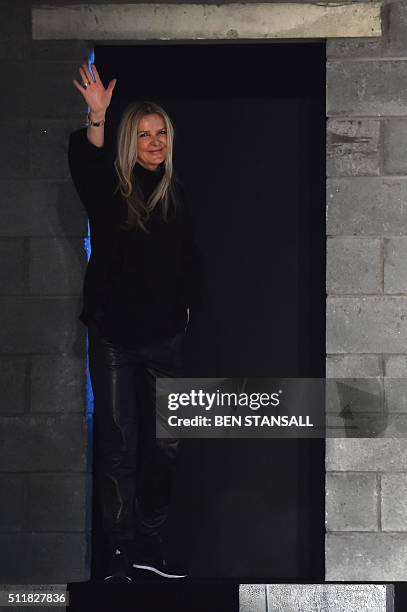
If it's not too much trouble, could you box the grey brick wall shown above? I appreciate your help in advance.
[0,0,92,583]
[326,0,407,581]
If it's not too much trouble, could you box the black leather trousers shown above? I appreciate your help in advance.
[87,320,184,549]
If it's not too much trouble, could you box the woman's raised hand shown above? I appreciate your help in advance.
[73,63,117,116]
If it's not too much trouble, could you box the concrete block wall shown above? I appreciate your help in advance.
[0,1,92,582]
[239,584,394,612]
[326,0,407,581]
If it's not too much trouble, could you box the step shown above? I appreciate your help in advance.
[68,579,239,612]
[240,584,394,612]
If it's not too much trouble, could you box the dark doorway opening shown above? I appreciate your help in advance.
[92,41,326,580]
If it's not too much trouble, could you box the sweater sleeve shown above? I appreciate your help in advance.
[68,127,114,221]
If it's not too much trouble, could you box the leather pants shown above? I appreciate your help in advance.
[87,320,184,549]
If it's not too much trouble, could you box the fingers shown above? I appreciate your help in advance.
[79,66,89,87]
[91,63,101,84]
[75,62,115,101]
[72,79,87,94]
[82,63,94,85]
[107,78,117,93]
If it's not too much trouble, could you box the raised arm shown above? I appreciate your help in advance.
[72,63,117,148]
[68,64,118,219]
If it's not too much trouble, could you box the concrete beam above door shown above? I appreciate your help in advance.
[32,3,382,41]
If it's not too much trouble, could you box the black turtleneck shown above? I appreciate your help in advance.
[134,159,164,196]
[68,127,200,346]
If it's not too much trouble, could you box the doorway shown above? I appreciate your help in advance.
[92,41,326,579]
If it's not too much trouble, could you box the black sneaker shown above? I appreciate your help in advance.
[103,545,133,582]
[129,534,188,579]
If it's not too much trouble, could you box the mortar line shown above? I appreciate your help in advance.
[327,116,407,120]
[327,293,407,297]
[378,112,384,176]
[380,236,385,296]
[328,470,407,474]
[327,529,407,534]
[327,56,407,62]
[328,174,407,178]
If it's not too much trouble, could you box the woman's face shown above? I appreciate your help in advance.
[136,113,168,170]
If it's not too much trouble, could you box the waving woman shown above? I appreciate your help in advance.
[68,62,199,581]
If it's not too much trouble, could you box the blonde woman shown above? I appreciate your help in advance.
[68,63,198,582]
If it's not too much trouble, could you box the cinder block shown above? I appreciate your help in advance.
[0,180,87,237]
[326,413,407,439]
[0,475,27,531]
[0,121,29,178]
[326,355,382,378]
[3,243,26,298]
[384,378,407,413]
[327,61,407,116]
[0,414,87,472]
[326,375,383,417]
[27,62,86,119]
[0,61,85,119]
[29,238,86,295]
[326,438,407,471]
[328,1,407,60]
[0,533,88,582]
[327,119,380,176]
[0,297,85,353]
[0,2,30,60]
[327,37,383,59]
[31,354,86,413]
[385,355,407,376]
[29,474,87,531]
[383,119,407,175]
[377,415,407,438]
[326,533,407,581]
[327,178,407,236]
[382,474,407,531]
[239,584,266,612]
[0,62,32,118]
[29,120,81,179]
[265,584,392,612]
[0,239,25,295]
[58,182,89,236]
[327,238,381,294]
[31,40,92,61]
[326,473,378,531]
[384,238,407,293]
[327,297,407,353]
[0,356,26,414]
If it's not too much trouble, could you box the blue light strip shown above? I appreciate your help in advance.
[85,47,95,418]
[87,48,95,77]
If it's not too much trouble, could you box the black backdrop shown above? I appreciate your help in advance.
[93,41,326,579]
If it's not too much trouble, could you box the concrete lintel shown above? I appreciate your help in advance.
[239,584,394,612]
[33,3,382,41]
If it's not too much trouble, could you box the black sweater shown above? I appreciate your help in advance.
[68,128,199,347]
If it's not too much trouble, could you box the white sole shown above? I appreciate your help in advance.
[132,563,187,578]
[104,574,133,582]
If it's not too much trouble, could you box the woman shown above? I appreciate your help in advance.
[68,63,199,582]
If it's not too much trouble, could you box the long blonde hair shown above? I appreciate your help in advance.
[114,101,178,232]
